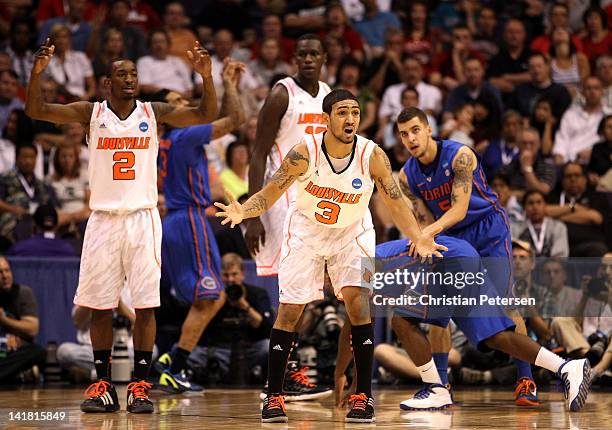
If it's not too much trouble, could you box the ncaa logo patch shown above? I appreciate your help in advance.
[139,121,148,132]
[352,178,362,189]
[200,276,216,290]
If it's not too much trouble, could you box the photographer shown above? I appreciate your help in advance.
[188,253,274,383]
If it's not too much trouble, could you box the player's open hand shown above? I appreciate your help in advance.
[222,58,246,88]
[214,192,244,228]
[187,41,212,78]
[408,225,448,262]
[33,38,55,75]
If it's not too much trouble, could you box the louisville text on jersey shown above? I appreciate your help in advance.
[305,181,362,204]
[96,136,151,150]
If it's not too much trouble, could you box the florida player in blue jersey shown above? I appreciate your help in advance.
[394,106,583,409]
[375,236,592,413]
[153,60,246,392]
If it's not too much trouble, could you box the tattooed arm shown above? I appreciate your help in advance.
[424,146,476,234]
[397,169,435,228]
[215,143,309,227]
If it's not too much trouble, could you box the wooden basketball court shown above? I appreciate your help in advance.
[0,386,610,429]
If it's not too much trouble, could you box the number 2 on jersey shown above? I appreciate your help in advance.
[315,201,340,225]
[113,151,135,180]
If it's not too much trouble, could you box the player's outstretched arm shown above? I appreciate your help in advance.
[397,169,435,228]
[210,60,246,139]
[215,143,309,227]
[152,41,218,127]
[25,39,93,124]
[369,146,447,258]
[423,146,476,236]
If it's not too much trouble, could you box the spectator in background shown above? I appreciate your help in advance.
[137,29,194,99]
[554,76,611,165]
[0,70,23,136]
[365,27,405,96]
[187,253,274,383]
[529,96,557,157]
[443,57,503,123]
[549,28,590,97]
[596,55,612,110]
[321,35,347,87]
[377,57,442,143]
[0,256,46,384]
[352,0,402,58]
[531,2,584,55]
[37,0,91,54]
[0,143,58,241]
[519,190,569,257]
[0,109,30,174]
[284,0,327,37]
[125,0,161,35]
[319,2,364,64]
[92,28,125,80]
[491,173,525,238]
[487,19,531,99]
[220,141,249,202]
[6,18,35,88]
[430,25,486,91]
[472,6,500,62]
[252,14,296,64]
[48,144,89,232]
[0,53,11,73]
[587,115,612,187]
[45,24,95,102]
[163,2,198,65]
[513,53,572,121]
[248,38,292,91]
[499,127,556,197]
[334,57,376,136]
[402,0,438,74]
[480,110,522,180]
[35,0,96,27]
[87,0,147,62]
[581,6,612,72]
[546,162,608,257]
[440,103,476,148]
[7,204,75,257]
[30,77,63,147]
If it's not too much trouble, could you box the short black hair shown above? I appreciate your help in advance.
[148,28,170,48]
[296,33,323,45]
[401,86,419,101]
[322,89,359,115]
[597,114,612,136]
[225,140,249,169]
[583,6,608,29]
[16,142,37,158]
[522,189,546,207]
[105,58,134,77]
[492,172,511,186]
[528,52,549,64]
[0,69,18,80]
[397,107,428,125]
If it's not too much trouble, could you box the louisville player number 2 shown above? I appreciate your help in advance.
[315,201,340,225]
[113,151,135,180]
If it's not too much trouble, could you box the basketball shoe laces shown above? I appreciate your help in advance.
[268,395,286,411]
[84,380,111,398]
[414,385,435,399]
[514,379,536,398]
[349,393,368,410]
[291,367,315,387]
[127,381,152,400]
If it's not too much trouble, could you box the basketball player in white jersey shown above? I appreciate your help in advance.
[215,89,446,423]
[25,38,217,414]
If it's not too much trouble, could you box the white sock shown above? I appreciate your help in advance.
[534,347,565,373]
[416,358,442,384]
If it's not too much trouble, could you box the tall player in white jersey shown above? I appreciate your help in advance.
[25,39,218,414]
[246,34,331,277]
[215,90,446,423]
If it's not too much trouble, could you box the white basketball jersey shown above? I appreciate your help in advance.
[87,100,159,211]
[265,77,331,181]
[296,133,376,228]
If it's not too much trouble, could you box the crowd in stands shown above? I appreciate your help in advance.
[0,0,610,386]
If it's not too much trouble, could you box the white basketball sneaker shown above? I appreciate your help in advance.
[557,359,592,412]
[399,383,453,410]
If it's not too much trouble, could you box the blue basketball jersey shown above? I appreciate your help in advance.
[402,140,501,232]
[159,124,213,210]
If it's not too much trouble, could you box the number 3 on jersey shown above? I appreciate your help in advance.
[113,151,135,180]
[315,201,340,225]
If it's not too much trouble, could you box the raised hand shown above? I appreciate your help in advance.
[187,41,212,78]
[222,58,246,88]
[214,197,245,228]
[33,38,55,75]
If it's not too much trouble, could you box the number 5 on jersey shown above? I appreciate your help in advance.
[113,151,135,180]
[315,201,340,225]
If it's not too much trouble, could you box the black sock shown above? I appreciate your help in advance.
[351,323,374,397]
[134,350,153,381]
[93,349,112,380]
[170,347,190,374]
[267,328,294,394]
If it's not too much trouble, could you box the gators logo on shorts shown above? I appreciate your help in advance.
[200,276,216,290]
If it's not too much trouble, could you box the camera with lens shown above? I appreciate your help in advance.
[315,299,341,341]
[226,283,246,302]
